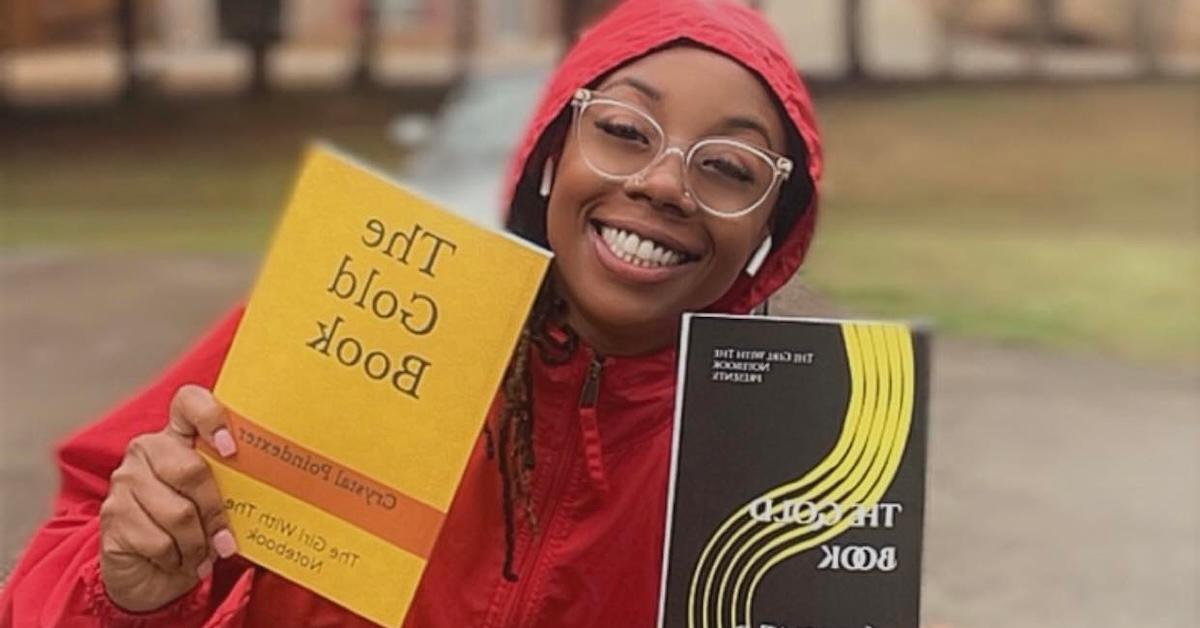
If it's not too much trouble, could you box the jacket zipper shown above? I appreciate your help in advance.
[497,352,604,627]
[576,353,610,493]
[579,353,603,408]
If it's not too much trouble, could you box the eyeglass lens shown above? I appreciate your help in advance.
[578,101,776,214]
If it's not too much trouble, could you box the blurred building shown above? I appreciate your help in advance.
[928,0,1200,50]
[3,0,1198,105]
[2,0,566,53]
[6,1,1198,52]
[3,0,127,48]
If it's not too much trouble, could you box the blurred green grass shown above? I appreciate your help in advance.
[2,95,413,250]
[804,81,1198,365]
[806,228,1197,363]
[2,83,1197,364]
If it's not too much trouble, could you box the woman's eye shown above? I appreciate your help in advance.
[702,157,755,184]
[595,119,650,145]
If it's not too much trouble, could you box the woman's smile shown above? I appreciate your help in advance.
[584,210,706,284]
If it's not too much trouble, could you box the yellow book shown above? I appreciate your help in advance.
[201,145,550,626]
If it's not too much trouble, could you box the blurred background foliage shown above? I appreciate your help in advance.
[2,0,1197,366]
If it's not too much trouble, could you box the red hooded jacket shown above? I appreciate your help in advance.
[0,1,822,626]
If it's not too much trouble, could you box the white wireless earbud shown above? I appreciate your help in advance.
[539,157,555,198]
[745,235,772,277]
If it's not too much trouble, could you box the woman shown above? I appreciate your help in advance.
[0,0,821,625]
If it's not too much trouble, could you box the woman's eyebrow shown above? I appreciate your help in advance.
[601,76,661,101]
[721,115,775,151]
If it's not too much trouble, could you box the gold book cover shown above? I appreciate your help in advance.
[201,145,550,626]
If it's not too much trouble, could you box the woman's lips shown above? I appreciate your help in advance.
[587,225,692,284]
[590,217,703,260]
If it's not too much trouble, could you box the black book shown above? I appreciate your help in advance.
[658,314,930,628]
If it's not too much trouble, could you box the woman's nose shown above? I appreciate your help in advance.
[625,147,698,215]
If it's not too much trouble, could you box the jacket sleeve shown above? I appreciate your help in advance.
[0,306,258,628]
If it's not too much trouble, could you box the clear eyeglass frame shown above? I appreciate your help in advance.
[568,87,794,219]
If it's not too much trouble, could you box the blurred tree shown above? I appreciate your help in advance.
[1028,0,1058,73]
[933,0,971,78]
[1131,0,1161,76]
[559,0,617,51]
[560,0,583,49]
[116,0,140,101]
[354,0,380,90]
[453,0,479,84]
[218,0,283,96]
[843,0,864,80]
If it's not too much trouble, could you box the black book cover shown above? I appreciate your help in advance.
[658,314,930,628]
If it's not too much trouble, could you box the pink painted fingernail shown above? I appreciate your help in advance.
[213,429,236,458]
[212,529,237,558]
[196,559,213,579]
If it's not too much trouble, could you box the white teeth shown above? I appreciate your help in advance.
[636,239,654,261]
[622,233,638,255]
[597,224,687,268]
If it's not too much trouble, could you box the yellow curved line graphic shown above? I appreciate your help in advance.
[734,325,913,626]
[712,323,888,628]
[685,323,915,628]
[687,323,869,628]
[725,323,900,627]
[726,323,901,626]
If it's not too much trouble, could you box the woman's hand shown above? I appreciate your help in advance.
[99,384,239,612]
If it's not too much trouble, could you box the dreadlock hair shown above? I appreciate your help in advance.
[483,278,576,581]
[485,110,574,581]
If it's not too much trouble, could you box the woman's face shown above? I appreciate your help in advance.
[545,46,788,355]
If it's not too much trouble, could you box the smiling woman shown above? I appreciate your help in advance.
[545,47,795,356]
[0,1,823,627]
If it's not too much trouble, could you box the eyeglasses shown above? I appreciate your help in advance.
[569,88,793,218]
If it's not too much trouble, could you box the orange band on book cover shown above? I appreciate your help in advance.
[200,412,445,560]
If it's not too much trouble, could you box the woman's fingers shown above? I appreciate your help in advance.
[126,433,236,558]
[119,437,214,568]
[99,385,238,612]
[100,480,212,612]
[167,384,237,458]
[100,483,183,573]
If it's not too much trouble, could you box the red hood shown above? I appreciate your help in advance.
[502,0,822,314]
